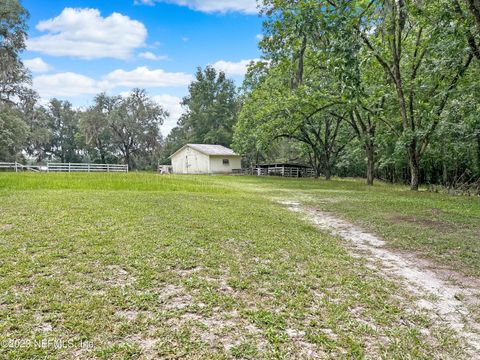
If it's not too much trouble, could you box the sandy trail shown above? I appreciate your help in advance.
[279,200,480,355]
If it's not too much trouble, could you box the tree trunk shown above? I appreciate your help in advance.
[324,164,332,180]
[366,143,375,186]
[124,147,132,170]
[409,147,420,191]
[442,161,448,186]
[477,129,480,177]
[98,139,106,164]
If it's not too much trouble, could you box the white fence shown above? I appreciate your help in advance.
[0,162,41,172]
[46,163,128,173]
[0,162,128,173]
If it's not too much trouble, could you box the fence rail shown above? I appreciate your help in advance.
[0,162,17,169]
[46,163,128,173]
[0,162,128,173]
[0,162,42,172]
[232,166,315,178]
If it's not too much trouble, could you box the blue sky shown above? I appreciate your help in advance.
[21,0,263,134]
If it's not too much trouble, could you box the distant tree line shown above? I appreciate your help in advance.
[1,88,167,170]
[0,1,168,169]
[0,2,240,170]
[2,0,480,190]
[234,0,480,190]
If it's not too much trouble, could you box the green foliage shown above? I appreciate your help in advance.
[0,0,30,102]
[5,89,167,170]
[45,99,82,163]
[80,93,118,164]
[162,66,240,162]
[108,89,166,169]
[0,103,28,161]
[235,0,480,188]
[1,0,480,187]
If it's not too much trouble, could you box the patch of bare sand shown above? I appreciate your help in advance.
[127,332,158,359]
[157,277,268,353]
[279,200,480,355]
[104,265,136,287]
[169,309,269,354]
[175,265,204,277]
[159,284,193,310]
[115,309,153,320]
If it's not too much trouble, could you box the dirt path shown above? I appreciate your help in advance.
[279,200,480,356]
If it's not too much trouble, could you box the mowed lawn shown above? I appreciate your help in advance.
[0,173,475,359]
[217,176,480,278]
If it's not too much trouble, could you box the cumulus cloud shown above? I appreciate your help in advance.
[33,67,192,99]
[33,72,99,97]
[212,59,259,76]
[23,57,52,73]
[27,8,147,59]
[100,67,192,89]
[135,0,258,14]
[138,51,169,61]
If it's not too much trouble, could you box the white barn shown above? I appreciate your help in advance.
[169,144,242,174]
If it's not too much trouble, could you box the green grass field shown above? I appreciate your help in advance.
[0,173,478,359]
[215,176,480,278]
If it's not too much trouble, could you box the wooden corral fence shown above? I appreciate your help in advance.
[0,162,128,173]
[233,163,315,178]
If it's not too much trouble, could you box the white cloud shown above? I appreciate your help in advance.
[33,72,99,98]
[23,57,52,73]
[138,51,169,61]
[136,0,258,14]
[33,66,191,99]
[134,0,155,5]
[211,59,259,76]
[152,95,184,134]
[100,66,192,89]
[27,8,147,59]
[256,34,263,40]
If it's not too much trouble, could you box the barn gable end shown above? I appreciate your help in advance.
[170,144,241,174]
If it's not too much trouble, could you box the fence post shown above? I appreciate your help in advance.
[68,163,71,173]
[107,164,110,172]
[87,163,90,172]
[15,162,18,173]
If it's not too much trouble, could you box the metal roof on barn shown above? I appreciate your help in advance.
[169,144,240,158]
